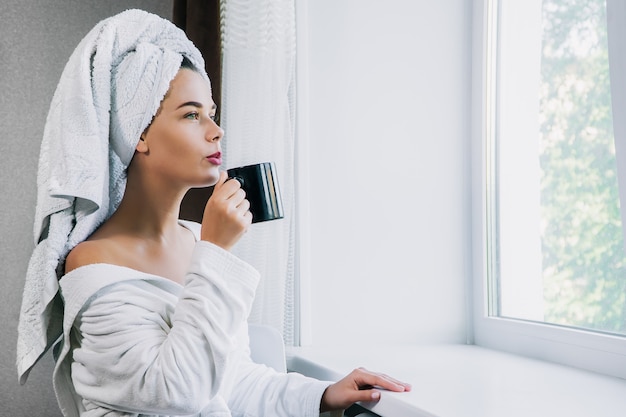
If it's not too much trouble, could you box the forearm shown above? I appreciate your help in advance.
[228,360,331,417]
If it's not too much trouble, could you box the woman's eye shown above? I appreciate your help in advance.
[184,112,200,120]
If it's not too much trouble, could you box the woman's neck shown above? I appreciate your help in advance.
[111,170,189,240]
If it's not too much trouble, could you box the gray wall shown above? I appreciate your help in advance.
[0,1,171,414]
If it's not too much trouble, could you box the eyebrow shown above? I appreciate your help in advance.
[176,101,217,110]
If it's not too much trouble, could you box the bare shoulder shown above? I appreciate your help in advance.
[65,239,116,274]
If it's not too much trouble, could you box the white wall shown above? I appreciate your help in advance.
[305,0,472,346]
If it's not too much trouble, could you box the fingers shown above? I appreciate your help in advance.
[215,172,243,198]
[320,368,411,412]
[350,388,382,404]
[214,170,228,187]
[213,172,249,211]
[353,368,411,393]
[237,197,252,220]
[200,171,252,249]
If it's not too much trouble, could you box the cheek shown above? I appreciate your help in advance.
[151,128,194,160]
[145,125,220,186]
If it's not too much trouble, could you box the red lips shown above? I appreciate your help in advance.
[206,151,222,165]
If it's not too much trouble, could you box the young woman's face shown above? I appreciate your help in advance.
[138,68,223,188]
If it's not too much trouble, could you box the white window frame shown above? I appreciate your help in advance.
[471,0,626,379]
[294,0,313,347]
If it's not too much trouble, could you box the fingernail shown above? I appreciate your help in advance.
[371,391,380,400]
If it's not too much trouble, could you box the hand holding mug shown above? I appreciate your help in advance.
[201,171,252,250]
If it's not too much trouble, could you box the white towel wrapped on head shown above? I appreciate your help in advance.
[17,9,209,384]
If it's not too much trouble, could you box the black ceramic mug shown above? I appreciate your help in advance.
[227,162,284,223]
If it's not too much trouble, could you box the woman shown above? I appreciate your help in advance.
[17,10,409,417]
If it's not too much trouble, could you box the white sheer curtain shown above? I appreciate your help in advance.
[607,0,626,253]
[219,0,298,345]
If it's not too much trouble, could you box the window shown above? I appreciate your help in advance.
[496,0,626,334]
[472,0,626,379]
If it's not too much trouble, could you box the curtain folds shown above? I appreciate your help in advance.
[606,0,626,255]
[220,0,298,346]
[173,0,299,345]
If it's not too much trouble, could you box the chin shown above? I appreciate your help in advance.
[201,171,221,187]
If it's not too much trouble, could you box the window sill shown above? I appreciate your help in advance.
[286,344,626,417]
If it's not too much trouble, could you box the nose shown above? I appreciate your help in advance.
[206,119,224,143]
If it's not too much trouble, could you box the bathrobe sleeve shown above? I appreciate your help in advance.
[67,240,259,415]
[227,340,332,417]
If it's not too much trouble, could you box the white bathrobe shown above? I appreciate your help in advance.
[53,221,329,417]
